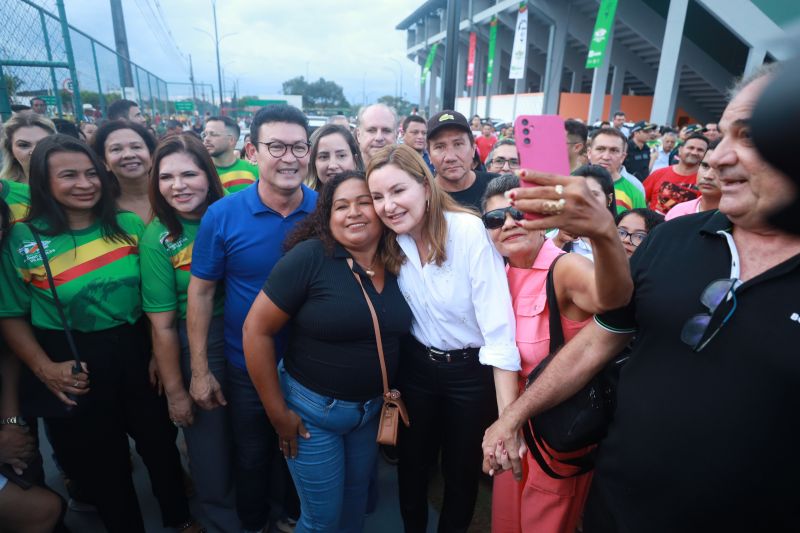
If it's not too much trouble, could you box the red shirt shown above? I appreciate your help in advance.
[643,166,699,214]
[475,135,497,163]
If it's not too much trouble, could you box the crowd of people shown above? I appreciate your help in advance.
[0,60,798,533]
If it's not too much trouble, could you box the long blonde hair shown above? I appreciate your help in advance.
[366,143,474,274]
[1,111,56,182]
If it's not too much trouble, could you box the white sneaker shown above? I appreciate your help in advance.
[275,517,297,533]
[67,498,98,513]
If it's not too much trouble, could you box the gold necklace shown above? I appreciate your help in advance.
[356,256,377,277]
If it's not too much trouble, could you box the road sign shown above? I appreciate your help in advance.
[175,101,195,112]
[42,95,57,105]
[62,78,73,94]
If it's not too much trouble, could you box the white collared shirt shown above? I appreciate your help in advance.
[396,211,521,371]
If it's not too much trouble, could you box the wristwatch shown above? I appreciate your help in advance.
[0,416,27,426]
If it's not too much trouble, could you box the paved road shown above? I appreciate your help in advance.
[38,421,437,532]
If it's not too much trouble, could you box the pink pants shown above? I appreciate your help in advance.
[491,442,593,533]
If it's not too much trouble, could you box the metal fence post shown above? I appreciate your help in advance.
[55,0,82,117]
[91,41,106,116]
[147,73,155,117]
[135,67,143,108]
[39,9,63,117]
[0,64,12,122]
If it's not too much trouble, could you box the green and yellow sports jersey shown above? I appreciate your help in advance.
[0,178,30,222]
[0,212,144,332]
[614,178,647,214]
[140,217,224,320]
[217,159,258,193]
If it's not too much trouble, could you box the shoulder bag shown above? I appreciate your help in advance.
[346,258,410,445]
[17,225,84,418]
[522,254,628,478]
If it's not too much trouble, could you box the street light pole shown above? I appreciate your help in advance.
[212,0,223,110]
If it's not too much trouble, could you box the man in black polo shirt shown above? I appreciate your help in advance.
[623,121,654,181]
[482,64,800,532]
[427,110,498,210]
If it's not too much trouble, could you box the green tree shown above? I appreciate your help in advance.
[281,76,349,109]
[377,95,416,117]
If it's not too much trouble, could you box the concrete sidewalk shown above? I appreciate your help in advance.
[39,421,438,532]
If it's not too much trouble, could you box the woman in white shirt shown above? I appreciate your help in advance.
[367,144,520,532]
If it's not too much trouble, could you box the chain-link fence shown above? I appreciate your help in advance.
[0,0,216,122]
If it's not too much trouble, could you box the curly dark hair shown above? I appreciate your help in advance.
[283,170,385,259]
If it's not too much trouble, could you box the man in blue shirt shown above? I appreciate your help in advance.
[188,104,316,532]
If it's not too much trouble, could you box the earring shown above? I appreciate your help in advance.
[425,198,430,212]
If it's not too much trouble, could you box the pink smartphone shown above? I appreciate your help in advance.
[514,115,571,219]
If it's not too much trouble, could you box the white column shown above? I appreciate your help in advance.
[542,9,569,114]
[744,45,767,76]
[609,63,625,120]
[650,0,688,125]
[587,25,614,124]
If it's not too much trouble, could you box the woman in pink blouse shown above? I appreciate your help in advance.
[482,173,631,533]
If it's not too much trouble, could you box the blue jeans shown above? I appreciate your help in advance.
[278,362,382,533]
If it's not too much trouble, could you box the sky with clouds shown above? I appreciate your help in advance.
[62,0,424,106]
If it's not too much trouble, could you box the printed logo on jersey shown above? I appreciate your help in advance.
[17,240,54,264]
[159,230,189,253]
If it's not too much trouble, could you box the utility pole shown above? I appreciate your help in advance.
[189,54,197,106]
[442,0,460,110]
[110,0,133,89]
[212,0,223,109]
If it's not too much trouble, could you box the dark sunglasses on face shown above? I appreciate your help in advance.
[482,206,524,229]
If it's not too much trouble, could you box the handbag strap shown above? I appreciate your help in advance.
[346,258,389,397]
[546,253,566,352]
[27,225,82,370]
[522,420,596,479]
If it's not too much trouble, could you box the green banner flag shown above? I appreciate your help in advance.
[486,16,498,86]
[421,43,439,86]
[585,0,618,69]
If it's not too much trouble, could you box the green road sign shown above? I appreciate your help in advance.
[42,95,57,105]
[175,101,195,112]
[243,99,287,107]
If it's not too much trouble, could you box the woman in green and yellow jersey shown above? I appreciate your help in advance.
[0,135,202,533]
[0,178,30,222]
[140,134,238,531]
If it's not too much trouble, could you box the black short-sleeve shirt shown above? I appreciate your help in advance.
[624,139,651,182]
[263,239,413,402]
[592,211,800,531]
[446,171,498,211]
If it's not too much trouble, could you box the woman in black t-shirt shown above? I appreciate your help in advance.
[243,171,412,533]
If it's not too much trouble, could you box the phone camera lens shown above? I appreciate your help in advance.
[522,128,529,135]
[522,118,529,126]
[523,138,531,145]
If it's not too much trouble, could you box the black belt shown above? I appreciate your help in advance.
[425,345,480,363]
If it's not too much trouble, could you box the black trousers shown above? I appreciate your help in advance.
[38,324,190,533]
[396,337,496,533]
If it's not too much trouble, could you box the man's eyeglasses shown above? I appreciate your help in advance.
[258,141,311,158]
[617,228,648,247]
[490,157,520,170]
[482,206,524,229]
[680,278,738,352]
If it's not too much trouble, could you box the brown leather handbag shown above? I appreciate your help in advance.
[347,259,410,445]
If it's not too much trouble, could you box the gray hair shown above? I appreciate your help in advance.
[480,173,519,212]
[356,103,398,130]
[728,62,780,100]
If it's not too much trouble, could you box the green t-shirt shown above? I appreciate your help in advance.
[140,217,224,320]
[614,177,647,214]
[216,159,258,194]
[0,212,145,332]
[0,178,30,222]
